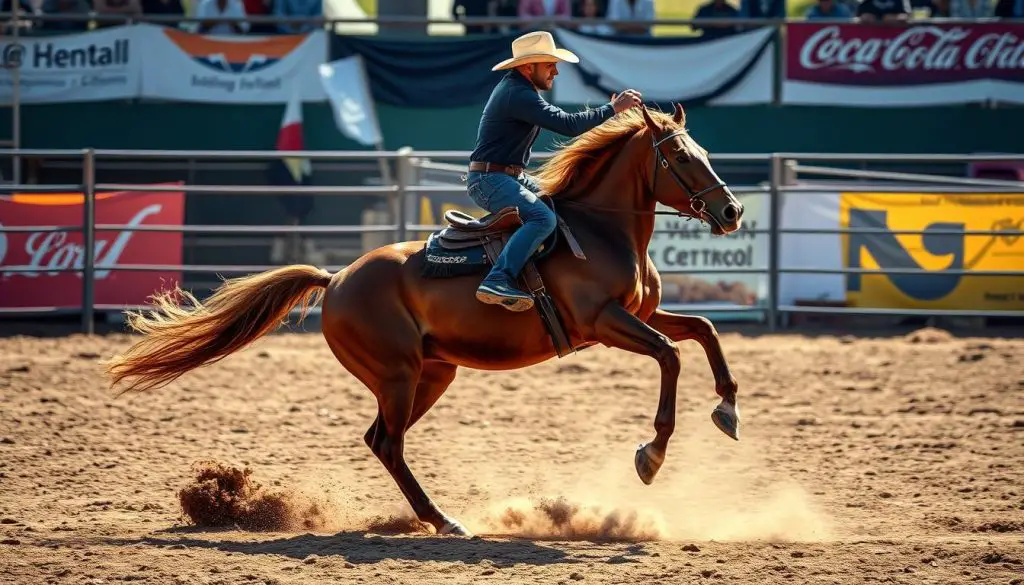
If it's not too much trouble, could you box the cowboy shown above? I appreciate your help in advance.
[468,30,642,312]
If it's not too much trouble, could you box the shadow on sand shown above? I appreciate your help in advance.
[86,528,596,567]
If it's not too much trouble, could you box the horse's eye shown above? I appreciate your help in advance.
[675,154,689,163]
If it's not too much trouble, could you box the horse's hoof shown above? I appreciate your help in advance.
[634,442,665,485]
[438,519,473,537]
[711,400,740,441]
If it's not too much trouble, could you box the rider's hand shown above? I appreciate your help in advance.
[610,89,642,113]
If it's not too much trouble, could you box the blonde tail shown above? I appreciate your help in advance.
[104,264,331,394]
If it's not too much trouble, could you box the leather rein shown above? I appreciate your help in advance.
[556,128,728,223]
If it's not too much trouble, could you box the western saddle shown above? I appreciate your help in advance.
[433,204,585,359]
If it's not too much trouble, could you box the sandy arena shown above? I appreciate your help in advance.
[1,322,1022,584]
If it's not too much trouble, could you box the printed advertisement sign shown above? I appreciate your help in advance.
[0,185,185,310]
[647,193,769,308]
[840,192,1024,310]
[0,25,141,103]
[784,22,1024,105]
[138,24,327,103]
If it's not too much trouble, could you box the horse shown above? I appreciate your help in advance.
[103,103,746,537]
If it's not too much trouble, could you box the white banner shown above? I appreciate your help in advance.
[0,26,141,104]
[319,55,382,147]
[647,191,770,308]
[137,24,326,103]
[552,27,775,106]
[777,190,845,306]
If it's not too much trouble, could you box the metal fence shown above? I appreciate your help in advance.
[1,148,1022,334]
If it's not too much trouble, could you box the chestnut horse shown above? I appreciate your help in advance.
[104,104,745,537]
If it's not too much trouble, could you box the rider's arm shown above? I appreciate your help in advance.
[509,86,615,137]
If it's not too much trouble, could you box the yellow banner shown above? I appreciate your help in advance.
[839,192,1024,310]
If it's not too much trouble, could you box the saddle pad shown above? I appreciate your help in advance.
[422,233,491,278]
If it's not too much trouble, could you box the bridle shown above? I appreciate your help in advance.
[557,126,729,224]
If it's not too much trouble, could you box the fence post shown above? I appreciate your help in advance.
[81,148,96,335]
[767,154,783,332]
[395,146,413,243]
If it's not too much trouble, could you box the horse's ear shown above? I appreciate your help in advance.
[673,102,685,125]
[641,104,662,133]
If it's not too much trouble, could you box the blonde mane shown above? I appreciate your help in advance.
[533,107,686,197]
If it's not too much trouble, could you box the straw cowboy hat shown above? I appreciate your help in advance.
[491,31,579,72]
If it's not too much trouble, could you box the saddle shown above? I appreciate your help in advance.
[431,199,586,359]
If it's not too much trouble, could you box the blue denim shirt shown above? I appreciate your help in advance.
[469,70,615,168]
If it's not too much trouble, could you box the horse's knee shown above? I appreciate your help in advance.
[692,316,717,339]
[654,338,680,371]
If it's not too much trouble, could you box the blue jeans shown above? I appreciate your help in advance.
[465,170,557,285]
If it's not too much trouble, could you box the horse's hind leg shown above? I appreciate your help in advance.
[408,361,457,429]
[367,366,470,537]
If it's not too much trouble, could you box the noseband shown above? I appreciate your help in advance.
[556,126,728,222]
[649,128,727,220]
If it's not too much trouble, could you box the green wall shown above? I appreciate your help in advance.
[10,101,1024,155]
[13,100,1017,296]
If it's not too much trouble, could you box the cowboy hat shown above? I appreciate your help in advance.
[491,31,579,72]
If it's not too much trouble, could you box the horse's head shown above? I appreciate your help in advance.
[641,103,743,235]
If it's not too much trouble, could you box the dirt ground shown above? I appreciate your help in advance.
[1,321,1022,585]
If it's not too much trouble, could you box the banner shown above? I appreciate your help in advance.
[319,55,382,147]
[138,24,327,103]
[0,185,185,310]
[553,27,775,107]
[0,25,141,103]
[329,30,511,107]
[784,22,1024,106]
[777,190,845,307]
[840,192,1024,310]
[647,193,770,308]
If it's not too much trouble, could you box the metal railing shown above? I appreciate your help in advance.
[0,148,1022,334]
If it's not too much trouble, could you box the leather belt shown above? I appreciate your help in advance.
[468,161,523,177]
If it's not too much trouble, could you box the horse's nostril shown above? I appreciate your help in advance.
[722,203,739,222]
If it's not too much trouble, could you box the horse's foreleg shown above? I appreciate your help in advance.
[594,301,680,485]
[647,309,739,441]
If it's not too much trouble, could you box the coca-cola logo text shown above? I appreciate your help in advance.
[0,204,162,279]
[798,25,1024,74]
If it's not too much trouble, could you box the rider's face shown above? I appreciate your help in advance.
[528,62,558,91]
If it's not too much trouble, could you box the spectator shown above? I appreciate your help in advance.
[947,0,992,15]
[518,0,572,21]
[575,0,614,34]
[494,0,520,33]
[195,0,249,33]
[243,0,274,33]
[452,0,492,34]
[740,0,785,20]
[855,0,910,21]
[925,0,951,14]
[805,0,853,17]
[93,0,143,27]
[273,0,321,33]
[39,0,91,31]
[993,0,1023,16]
[605,0,655,36]
[140,0,185,27]
[692,0,740,40]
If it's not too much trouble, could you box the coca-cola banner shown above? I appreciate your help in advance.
[784,22,1024,106]
[0,185,184,310]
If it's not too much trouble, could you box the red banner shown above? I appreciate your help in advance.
[0,184,185,310]
[787,23,1024,86]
